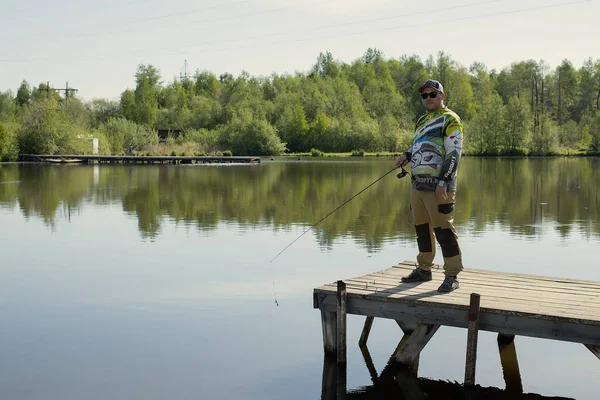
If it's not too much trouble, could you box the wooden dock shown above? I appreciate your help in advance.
[18,154,261,165]
[314,260,600,393]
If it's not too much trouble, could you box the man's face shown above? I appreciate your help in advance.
[421,88,444,112]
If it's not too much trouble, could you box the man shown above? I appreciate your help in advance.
[395,79,464,293]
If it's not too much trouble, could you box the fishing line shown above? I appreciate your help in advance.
[269,165,409,306]
[270,165,404,264]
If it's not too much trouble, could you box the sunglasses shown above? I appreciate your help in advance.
[420,92,441,99]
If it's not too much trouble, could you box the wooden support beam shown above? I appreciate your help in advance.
[397,320,418,333]
[464,293,481,387]
[584,344,600,360]
[393,321,420,374]
[497,334,523,393]
[393,323,440,365]
[337,280,347,364]
[321,310,337,357]
[358,316,374,347]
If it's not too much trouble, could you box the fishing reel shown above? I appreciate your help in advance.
[397,168,408,179]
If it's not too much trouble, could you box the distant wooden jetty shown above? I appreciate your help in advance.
[19,154,261,165]
[314,261,600,393]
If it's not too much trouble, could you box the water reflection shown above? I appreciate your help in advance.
[0,158,598,245]
[322,344,575,400]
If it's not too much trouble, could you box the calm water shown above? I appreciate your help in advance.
[0,158,599,400]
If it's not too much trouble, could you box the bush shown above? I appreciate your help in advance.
[311,148,324,157]
[222,150,232,156]
[351,149,364,157]
[0,122,19,161]
[220,115,286,156]
[98,117,158,154]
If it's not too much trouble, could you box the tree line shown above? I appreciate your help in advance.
[1,49,600,160]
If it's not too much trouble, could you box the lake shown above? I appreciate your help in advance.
[0,157,599,399]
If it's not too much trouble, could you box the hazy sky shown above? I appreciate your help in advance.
[1,0,597,100]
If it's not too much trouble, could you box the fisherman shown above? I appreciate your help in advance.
[395,79,464,293]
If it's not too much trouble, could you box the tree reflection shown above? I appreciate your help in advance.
[0,157,598,244]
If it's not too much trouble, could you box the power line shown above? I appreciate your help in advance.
[127,0,502,58]
[0,0,591,64]
[19,0,341,43]
[0,0,155,21]
[88,0,593,62]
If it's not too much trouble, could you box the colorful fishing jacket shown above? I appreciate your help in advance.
[405,107,463,192]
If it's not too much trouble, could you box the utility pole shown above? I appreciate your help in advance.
[53,82,78,99]
[179,59,189,82]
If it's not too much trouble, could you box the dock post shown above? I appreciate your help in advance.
[321,310,337,357]
[336,280,347,400]
[336,280,347,364]
[464,293,481,388]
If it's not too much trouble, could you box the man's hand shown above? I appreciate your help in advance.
[435,185,448,203]
[395,154,409,169]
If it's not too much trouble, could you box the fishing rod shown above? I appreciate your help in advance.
[269,165,410,263]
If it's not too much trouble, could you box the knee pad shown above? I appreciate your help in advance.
[415,223,432,253]
[433,227,460,257]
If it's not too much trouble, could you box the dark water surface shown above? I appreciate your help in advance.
[0,157,599,399]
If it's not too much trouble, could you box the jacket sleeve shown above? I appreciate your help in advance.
[439,116,463,182]
[405,117,424,161]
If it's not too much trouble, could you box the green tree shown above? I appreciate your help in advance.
[15,80,31,107]
[505,95,531,154]
[0,123,19,161]
[555,59,578,125]
[87,99,121,128]
[220,113,285,155]
[313,51,339,78]
[18,98,65,154]
[99,117,158,154]
[0,91,16,122]
[470,93,506,155]
[276,103,308,152]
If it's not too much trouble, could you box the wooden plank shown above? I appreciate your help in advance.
[342,274,600,307]
[319,281,600,321]
[338,276,600,313]
[396,261,600,288]
[315,293,600,346]
[382,267,600,294]
[318,283,600,321]
[329,266,600,295]
[385,272,600,298]
[393,324,440,365]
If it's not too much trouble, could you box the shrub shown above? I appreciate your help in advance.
[222,150,232,156]
[98,117,158,154]
[351,149,364,157]
[0,123,19,161]
[311,148,324,157]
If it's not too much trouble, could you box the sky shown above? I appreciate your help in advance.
[0,0,597,101]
